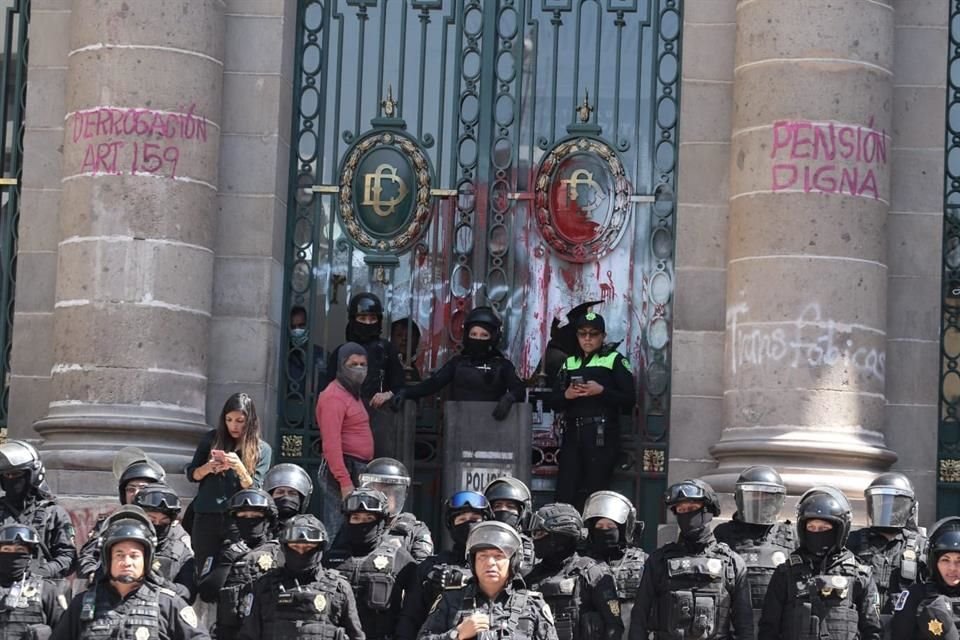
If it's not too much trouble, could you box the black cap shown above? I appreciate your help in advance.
[574,312,605,333]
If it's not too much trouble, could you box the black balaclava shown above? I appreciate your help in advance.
[1,472,30,507]
[274,494,302,521]
[533,533,577,566]
[346,317,381,344]
[0,551,30,584]
[462,323,495,359]
[345,518,384,555]
[152,521,171,542]
[493,508,521,530]
[232,516,269,548]
[802,526,839,558]
[283,545,322,577]
[675,508,714,546]
[451,519,483,555]
[588,526,622,558]
[336,342,368,399]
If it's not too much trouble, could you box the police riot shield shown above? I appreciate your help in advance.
[442,401,532,506]
[369,401,416,473]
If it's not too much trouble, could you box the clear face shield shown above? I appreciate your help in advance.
[582,493,631,526]
[465,523,522,560]
[736,483,786,525]
[866,488,914,528]
[360,477,409,516]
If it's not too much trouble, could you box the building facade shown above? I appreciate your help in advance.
[0,0,948,536]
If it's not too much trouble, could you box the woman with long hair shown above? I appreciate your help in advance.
[185,392,273,573]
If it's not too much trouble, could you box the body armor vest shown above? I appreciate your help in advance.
[339,540,401,639]
[154,525,191,582]
[0,576,47,640]
[656,546,736,640]
[852,528,924,611]
[736,542,790,610]
[1,499,53,543]
[218,542,282,631]
[533,555,596,640]
[78,582,163,640]
[456,584,539,640]
[610,547,647,601]
[452,356,509,401]
[263,571,348,640]
[783,552,866,640]
[916,591,960,630]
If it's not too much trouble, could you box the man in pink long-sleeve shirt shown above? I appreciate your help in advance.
[316,342,374,535]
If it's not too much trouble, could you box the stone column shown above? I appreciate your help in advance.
[34,0,224,478]
[701,0,897,497]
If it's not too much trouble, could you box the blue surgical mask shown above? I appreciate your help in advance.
[291,327,308,347]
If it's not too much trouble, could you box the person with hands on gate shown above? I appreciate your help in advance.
[629,478,752,640]
[0,523,69,640]
[239,514,364,640]
[417,520,559,640]
[551,311,635,511]
[52,516,208,640]
[524,503,624,640]
[757,486,882,640]
[889,516,960,640]
[391,306,525,420]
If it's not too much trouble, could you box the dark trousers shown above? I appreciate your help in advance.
[316,455,369,538]
[191,511,226,576]
[555,419,619,512]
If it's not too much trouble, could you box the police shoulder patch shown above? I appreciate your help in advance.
[179,606,198,629]
[893,589,910,612]
[620,357,632,372]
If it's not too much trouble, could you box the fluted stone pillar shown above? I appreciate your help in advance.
[701,0,897,496]
[34,0,224,476]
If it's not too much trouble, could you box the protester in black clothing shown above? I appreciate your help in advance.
[890,516,960,639]
[322,292,405,409]
[551,312,635,510]
[391,317,423,381]
[396,490,493,640]
[393,306,525,419]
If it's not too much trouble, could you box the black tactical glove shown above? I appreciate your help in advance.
[221,540,250,564]
[491,393,514,420]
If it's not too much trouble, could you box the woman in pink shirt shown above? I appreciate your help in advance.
[316,342,374,535]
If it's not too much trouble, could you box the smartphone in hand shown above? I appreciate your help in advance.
[211,449,226,462]
[570,375,585,387]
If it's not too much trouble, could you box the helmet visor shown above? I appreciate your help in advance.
[866,490,913,528]
[449,491,490,511]
[343,492,387,515]
[361,481,407,516]
[582,493,631,525]
[466,523,521,559]
[282,523,326,544]
[665,481,706,504]
[737,486,785,525]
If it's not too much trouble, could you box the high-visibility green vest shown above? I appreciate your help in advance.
[563,351,623,371]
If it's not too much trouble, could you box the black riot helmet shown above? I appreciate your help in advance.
[227,488,278,523]
[346,292,384,342]
[735,466,786,526]
[483,476,533,531]
[864,472,916,530]
[349,292,384,318]
[444,491,493,531]
[928,517,960,585]
[0,440,45,491]
[280,514,328,548]
[583,490,639,542]
[664,478,722,516]
[358,457,411,517]
[796,486,852,556]
[466,521,524,577]
[133,483,182,521]
[0,523,41,555]
[102,517,156,584]
[263,463,314,511]
[341,487,389,520]
[464,306,503,342]
[118,460,166,504]
[529,503,585,542]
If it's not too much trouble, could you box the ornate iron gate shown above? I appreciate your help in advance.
[279,0,681,548]
[0,0,28,435]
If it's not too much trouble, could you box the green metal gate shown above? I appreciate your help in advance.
[279,0,682,549]
[0,0,29,436]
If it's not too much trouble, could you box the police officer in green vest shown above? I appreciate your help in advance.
[551,311,635,510]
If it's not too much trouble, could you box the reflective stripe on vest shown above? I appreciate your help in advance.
[564,352,619,371]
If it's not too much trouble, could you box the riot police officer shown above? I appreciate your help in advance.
[323,487,416,640]
[239,514,364,640]
[358,457,433,561]
[848,472,927,614]
[263,462,314,527]
[483,476,536,575]
[525,503,623,640]
[712,465,796,625]
[133,483,196,602]
[583,490,647,637]
[396,490,493,640]
[78,456,166,581]
[392,306,525,419]
[53,517,208,640]
[551,312,635,511]
[757,486,882,640]
[0,440,77,579]
[0,523,68,639]
[629,478,753,640]
[197,489,284,639]
[418,520,559,640]
[322,292,406,409]
[890,516,960,639]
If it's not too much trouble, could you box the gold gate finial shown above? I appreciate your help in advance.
[577,90,593,123]
[381,84,398,117]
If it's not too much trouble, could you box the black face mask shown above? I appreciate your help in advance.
[451,520,481,549]
[347,321,380,344]
[1,473,29,503]
[275,495,302,520]
[234,517,268,547]
[493,510,521,530]
[675,509,713,542]
[589,528,621,556]
[533,534,576,564]
[345,520,382,553]
[803,530,838,557]
[463,337,493,358]
[0,552,30,582]
[283,547,321,576]
[154,522,171,541]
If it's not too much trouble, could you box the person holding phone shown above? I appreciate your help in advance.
[185,392,273,575]
[550,311,635,511]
